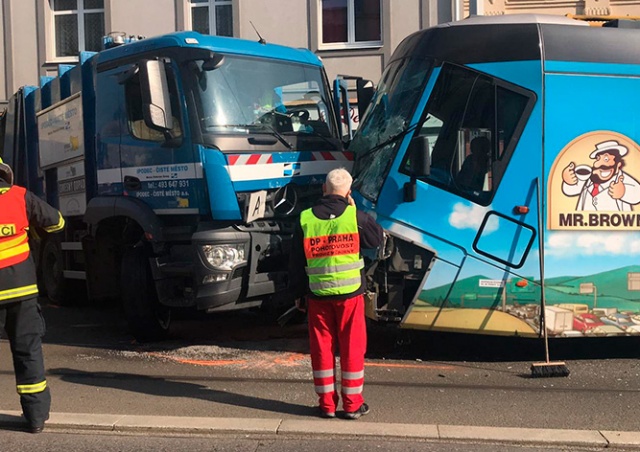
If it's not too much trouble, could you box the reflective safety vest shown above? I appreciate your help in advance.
[0,186,31,269]
[300,205,364,297]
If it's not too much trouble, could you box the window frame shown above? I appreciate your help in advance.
[187,0,234,37]
[123,59,184,144]
[400,62,537,206]
[318,0,382,50]
[50,0,105,62]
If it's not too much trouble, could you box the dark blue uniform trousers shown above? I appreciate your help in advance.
[0,297,50,427]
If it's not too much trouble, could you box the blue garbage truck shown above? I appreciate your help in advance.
[0,31,352,341]
[350,14,640,341]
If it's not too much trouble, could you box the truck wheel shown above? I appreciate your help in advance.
[121,246,171,342]
[41,240,70,305]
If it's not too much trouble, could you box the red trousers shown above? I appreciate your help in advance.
[307,293,366,413]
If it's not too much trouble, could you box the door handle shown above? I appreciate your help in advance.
[124,175,141,191]
[248,137,277,145]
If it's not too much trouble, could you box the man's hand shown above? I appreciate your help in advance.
[347,194,356,206]
[609,173,626,199]
[562,162,577,185]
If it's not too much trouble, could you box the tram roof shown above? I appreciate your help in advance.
[392,14,640,66]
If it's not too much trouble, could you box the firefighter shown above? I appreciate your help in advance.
[0,157,64,433]
[288,167,383,419]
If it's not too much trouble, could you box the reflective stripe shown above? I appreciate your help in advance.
[43,213,65,233]
[0,188,8,194]
[300,205,362,297]
[17,380,47,394]
[341,384,363,395]
[342,370,364,380]
[0,284,39,301]
[0,232,27,251]
[314,383,336,394]
[0,241,29,260]
[313,369,334,378]
[309,276,362,292]
[305,259,364,275]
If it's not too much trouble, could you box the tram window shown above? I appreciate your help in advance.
[402,63,535,205]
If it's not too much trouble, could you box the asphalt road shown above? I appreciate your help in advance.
[0,430,624,452]
[2,432,632,452]
[1,298,640,432]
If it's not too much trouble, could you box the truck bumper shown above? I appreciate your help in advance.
[189,223,291,312]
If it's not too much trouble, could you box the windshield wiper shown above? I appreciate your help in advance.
[252,123,293,149]
[358,122,420,159]
[295,128,340,150]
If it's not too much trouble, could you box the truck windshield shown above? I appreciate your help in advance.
[351,57,433,201]
[190,55,337,141]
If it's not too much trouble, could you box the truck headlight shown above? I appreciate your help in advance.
[201,244,246,270]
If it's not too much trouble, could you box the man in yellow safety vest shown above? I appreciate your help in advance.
[288,167,383,419]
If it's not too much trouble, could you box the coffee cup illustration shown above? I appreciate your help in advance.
[573,164,592,181]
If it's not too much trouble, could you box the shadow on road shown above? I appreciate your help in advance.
[49,368,317,417]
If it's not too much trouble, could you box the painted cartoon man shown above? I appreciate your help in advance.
[562,140,640,211]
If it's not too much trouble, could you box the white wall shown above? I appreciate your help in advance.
[322,54,384,85]
[0,2,6,102]
[109,0,177,38]
[237,0,309,48]
[389,0,421,58]
[5,0,39,94]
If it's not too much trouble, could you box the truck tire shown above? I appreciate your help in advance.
[41,239,70,305]
[121,246,171,342]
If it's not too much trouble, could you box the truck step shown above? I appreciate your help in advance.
[61,242,83,251]
[63,270,86,280]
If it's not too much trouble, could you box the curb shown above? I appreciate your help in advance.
[1,411,640,448]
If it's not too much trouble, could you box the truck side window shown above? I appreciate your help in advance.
[125,62,183,142]
[404,63,534,205]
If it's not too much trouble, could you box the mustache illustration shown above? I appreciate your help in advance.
[590,162,618,184]
[593,162,616,172]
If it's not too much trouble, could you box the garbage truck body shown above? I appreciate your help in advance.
[0,31,350,340]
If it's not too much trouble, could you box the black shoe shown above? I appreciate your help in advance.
[28,424,44,434]
[319,408,336,419]
[344,403,370,420]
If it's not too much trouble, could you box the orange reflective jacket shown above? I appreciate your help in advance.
[0,186,30,269]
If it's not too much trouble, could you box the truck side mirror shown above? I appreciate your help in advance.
[409,136,430,177]
[403,136,430,203]
[332,78,352,142]
[202,54,225,71]
[356,78,374,120]
[139,60,173,132]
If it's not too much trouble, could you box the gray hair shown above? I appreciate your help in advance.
[325,167,353,194]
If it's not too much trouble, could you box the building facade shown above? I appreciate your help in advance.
[1,0,640,105]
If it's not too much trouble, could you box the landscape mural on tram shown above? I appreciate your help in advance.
[406,131,640,338]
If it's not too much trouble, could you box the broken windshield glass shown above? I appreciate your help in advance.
[350,57,433,201]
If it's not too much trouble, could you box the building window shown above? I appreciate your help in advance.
[189,0,233,37]
[320,0,381,48]
[52,0,105,58]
